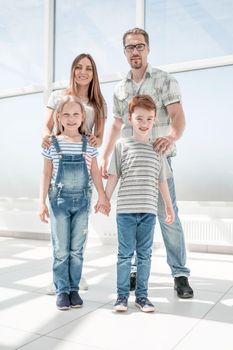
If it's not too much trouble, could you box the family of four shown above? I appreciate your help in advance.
[39,27,193,312]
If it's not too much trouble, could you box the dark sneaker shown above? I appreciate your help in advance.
[56,293,70,310]
[135,297,155,313]
[130,272,136,291]
[174,277,194,299]
[114,296,128,311]
[69,291,83,308]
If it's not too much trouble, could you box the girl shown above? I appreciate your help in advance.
[42,53,107,292]
[39,96,109,310]
[42,53,107,149]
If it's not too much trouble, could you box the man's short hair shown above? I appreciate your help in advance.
[123,27,149,47]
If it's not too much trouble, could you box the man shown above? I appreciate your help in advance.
[101,28,193,298]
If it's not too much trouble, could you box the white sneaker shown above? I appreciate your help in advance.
[80,277,89,290]
[46,282,56,295]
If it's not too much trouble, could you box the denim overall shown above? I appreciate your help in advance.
[49,135,89,295]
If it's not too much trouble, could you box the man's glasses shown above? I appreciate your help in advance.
[124,43,147,53]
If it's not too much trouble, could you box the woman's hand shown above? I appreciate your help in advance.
[88,134,100,148]
[41,134,51,149]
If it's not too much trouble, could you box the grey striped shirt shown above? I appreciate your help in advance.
[108,138,172,215]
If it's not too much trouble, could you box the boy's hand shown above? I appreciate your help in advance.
[39,204,50,223]
[165,205,175,225]
[41,135,51,149]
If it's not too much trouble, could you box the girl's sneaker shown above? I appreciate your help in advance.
[135,297,155,313]
[56,293,70,310]
[114,296,128,311]
[69,291,83,308]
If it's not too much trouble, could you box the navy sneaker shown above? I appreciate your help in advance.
[69,291,83,308]
[56,293,70,310]
[174,276,194,298]
[135,297,155,313]
[114,296,128,311]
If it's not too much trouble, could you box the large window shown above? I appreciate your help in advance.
[0,1,44,90]
[54,0,136,81]
[0,93,44,197]
[145,0,233,65]
[173,65,233,201]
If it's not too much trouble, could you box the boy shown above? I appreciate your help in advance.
[105,95,175,312]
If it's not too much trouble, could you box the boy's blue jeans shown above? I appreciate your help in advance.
[116,213,156,298]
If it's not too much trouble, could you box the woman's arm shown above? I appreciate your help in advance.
[42,107,55,148]
[89,115,105,148]
[39,158,53,223]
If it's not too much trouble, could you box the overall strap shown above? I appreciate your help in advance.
[51,135,62,155]
[82,135,87,153]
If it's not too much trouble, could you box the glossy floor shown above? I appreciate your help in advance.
[0,237,232,350]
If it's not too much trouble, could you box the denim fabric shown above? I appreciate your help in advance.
[49,136,89,295]
[157,158,190,277]
[116,213,156,298]
[131,158,190,277]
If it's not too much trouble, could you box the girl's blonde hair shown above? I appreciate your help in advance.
[54,96,87,135]
[65,53,105,135]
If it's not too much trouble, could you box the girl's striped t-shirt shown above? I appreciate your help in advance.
[42,137,97,185]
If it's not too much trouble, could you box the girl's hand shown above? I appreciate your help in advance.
[88,134,99,148]
[165,205,175,225]
[41,134,51,149]
[39,204,50,223]
[94,196,111,216]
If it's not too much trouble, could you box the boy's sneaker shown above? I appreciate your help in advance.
[69,291,83,308]
[56,293,70,310]
[114,296,128,311]
[135,297,155,313]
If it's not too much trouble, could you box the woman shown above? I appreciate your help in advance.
[42,53,107,293]
[42,53,107,148]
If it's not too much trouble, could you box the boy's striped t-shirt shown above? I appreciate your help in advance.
[42,137,97,185]
[108,138,172,215]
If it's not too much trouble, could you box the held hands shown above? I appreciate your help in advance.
[153,135,174,154]
[165,205,175,225]
[94,194,111,216]
[39,204,50,223]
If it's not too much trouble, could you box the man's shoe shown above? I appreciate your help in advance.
[130,272,136,291]
[69,291,83,308]
[174,276,194,299]
[80,277,89,291]
[135,297,155,313]
[56,293,70,310]
[114,296,128,311]
[46,282,56,295]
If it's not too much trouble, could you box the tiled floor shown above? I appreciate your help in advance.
[0,236,232,350]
